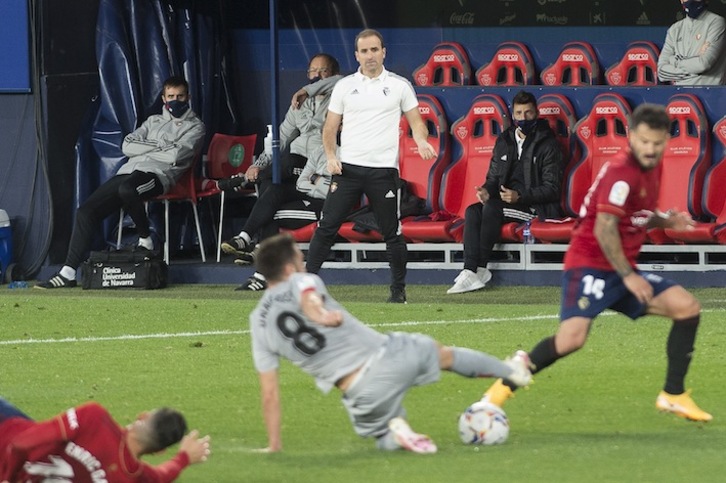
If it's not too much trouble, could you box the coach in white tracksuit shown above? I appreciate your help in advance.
[305,29,436,304]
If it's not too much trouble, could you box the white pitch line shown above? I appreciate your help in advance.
[0,314,560,346]
[2,307,722,346]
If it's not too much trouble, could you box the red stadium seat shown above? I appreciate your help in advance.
[654,97,718,243]
[536,93,580,172]
[412,42,472,86]
[530,93,632,242]
[338,94,452,242]
[402,94,513,242]
[659,94,711,217]
[605,41,660,86]
[280,222,317,242]
[540,41,601,86]
[475,41,536,86]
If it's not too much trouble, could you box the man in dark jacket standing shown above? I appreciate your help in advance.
[447,90,563,294]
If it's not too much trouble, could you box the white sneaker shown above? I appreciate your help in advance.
[503,350,532,387]
[476,267,492,285]
[388,417,437,454]
[447,269,485,294]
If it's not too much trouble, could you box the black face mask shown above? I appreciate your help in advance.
[514,118,537,136]
[683,0,707,19]
[165,100,190,118]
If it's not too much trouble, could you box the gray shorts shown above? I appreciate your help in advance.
[341,332,441,438]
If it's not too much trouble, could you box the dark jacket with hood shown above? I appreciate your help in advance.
[483,119,564,219]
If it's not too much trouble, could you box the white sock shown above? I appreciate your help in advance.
[59,266,76,281]
[138,236,154,250]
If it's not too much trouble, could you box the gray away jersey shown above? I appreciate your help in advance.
[250,273,387,393]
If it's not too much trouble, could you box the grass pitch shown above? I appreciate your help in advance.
[1,284,724,482]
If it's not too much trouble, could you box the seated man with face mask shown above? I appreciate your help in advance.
[36,76,206,289]
[447,90,564,295]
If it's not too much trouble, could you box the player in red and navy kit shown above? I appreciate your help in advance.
[0,397,210,482]
[482,103,712,422]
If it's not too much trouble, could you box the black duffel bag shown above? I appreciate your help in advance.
[81,249,168,290]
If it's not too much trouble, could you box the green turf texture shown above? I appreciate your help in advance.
[1,285,724,482]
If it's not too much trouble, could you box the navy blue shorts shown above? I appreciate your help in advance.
[560,268,677,321]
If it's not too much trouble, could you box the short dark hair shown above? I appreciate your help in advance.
[311,53,340,76]
[512,90,537,108]
[146,408,187,453]
[629,103,670,132]
[255,233,298,283]
[162,76,189,95]
[355,29,385,51]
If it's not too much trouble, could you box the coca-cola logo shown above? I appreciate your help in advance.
[473,106,496,115]
[434,54,455,62]
[450,12,475,25]
[627,53,650,61]
[668,106,691,115]
[497,54,520,62]
[456,125,469,139]
[539,107,561,115]
[562,54,584,62]
[595,106,618,114]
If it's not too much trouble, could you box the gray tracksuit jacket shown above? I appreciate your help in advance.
[118,107,206,193]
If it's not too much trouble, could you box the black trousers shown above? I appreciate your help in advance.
[462,198,533,272]
[244,179,323,241]
[65,171,163,268]
[306,164,407,290]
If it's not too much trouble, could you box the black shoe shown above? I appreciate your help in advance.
[221,236,251,256]
[216,174,249,192]
[35,273,77,289]
[235,273,267,291]
[387,287,407,304]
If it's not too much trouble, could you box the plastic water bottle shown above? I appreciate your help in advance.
[523,220,534,244]
[264,124,273,156]
[8,281,28,289]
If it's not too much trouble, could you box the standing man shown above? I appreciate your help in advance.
[305,29,436,303]
[482,104,712,423]
[657,0,726,85]
[36,76,205,289]
[249,233,532,454]
[448,90,563,294]
[0,396,210,481]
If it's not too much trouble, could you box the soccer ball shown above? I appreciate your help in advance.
[458,401,510,445]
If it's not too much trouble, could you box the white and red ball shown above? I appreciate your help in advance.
[458,401,510,445]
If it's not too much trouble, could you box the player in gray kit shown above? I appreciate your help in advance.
[249,234,532,454]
